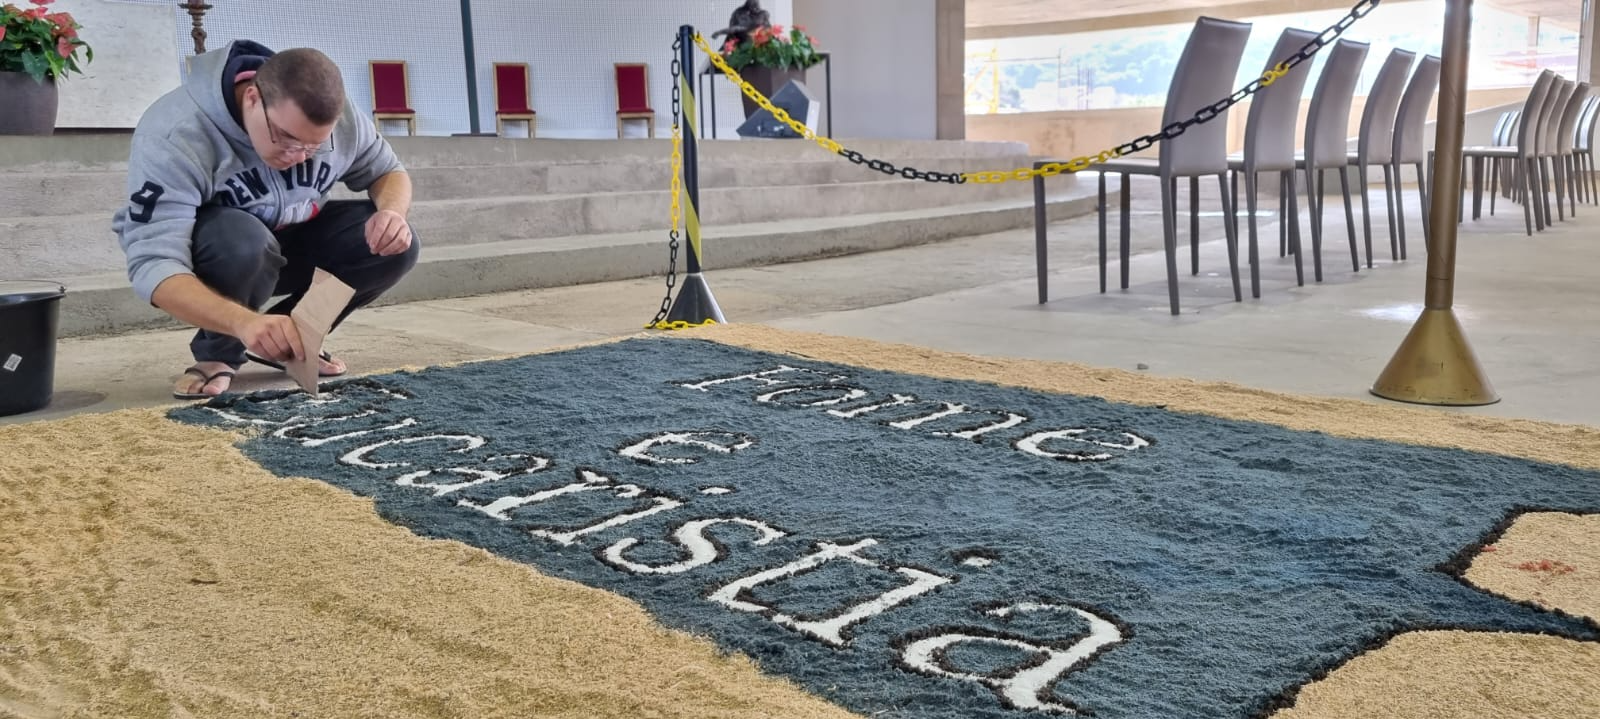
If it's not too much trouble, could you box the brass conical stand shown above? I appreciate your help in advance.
[1371,0,1500,407]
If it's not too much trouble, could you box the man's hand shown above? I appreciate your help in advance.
[365,209,412,256]
[234,313,305,363]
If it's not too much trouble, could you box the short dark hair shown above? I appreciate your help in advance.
[255,48,346,125]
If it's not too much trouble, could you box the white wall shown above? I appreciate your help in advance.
[793,0,938,140]
[51,0,181,129]
[166,0,791,139]
[468,1,792,139]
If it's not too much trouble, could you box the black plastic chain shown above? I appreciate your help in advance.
[1113,0,1381,158]
[650,36,685,328]
[838,149,967,185]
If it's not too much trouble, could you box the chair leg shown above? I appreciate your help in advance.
[1218,173,1241,302]
[1286,170,1305,287]
[1578,152,1589,206]
[1534,157,1549,230]
[1574,152,1587,203]
[1588,151,1598,205]
[1357,164,1373,267]
[1246,170,1261,298]
[1471,156,1483,221]
[1585,152,1593,205]
[1306,166,1324,282]
[1561,154,1574,216]
[1392,163,1408,261]
[1381,164,1398,261]
[1489,157,1499,216]
[1540,157,1554,225]
[1096,172,1106,295]
[1577,152,1586,204]
[1120,174,1132,290]
[1162,175,1181,316]
[1279,174,1289,258]
[1230,169,1240,261]
[1189,175,1200,276]
[1339,166,1361,271]
[1553,155,1567,222]
[1521,157,1536,236]
[1587,151,1598,205]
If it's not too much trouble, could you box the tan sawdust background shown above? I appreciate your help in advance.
[1,324,1595,719]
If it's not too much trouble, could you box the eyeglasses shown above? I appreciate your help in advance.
[258,87,334,156]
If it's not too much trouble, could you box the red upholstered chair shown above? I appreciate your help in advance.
[493,62,536,138]
[369,60,416,136]
[614,63,655,138]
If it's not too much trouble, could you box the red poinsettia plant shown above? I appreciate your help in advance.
[721,24,821,71]
[0,0,92,83]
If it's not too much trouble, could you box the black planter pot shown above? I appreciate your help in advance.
[0,71,59,135]
[738,66,807,119]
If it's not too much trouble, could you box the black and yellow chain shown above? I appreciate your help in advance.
[694,0,1381,183]
[649,0,1379,326]
[646,35,687,330]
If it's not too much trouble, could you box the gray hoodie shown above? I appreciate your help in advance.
[111,40,405,304]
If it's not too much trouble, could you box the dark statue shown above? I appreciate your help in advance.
[712,0,771,49]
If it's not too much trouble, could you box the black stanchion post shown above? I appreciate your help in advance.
[665,24,727,326]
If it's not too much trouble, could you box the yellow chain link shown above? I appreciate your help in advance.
[669,117,682,236]
[695,34,842,155]
[648,319,721,331]
[1260,62,1290,87]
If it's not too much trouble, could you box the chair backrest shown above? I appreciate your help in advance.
[1241,27,1320,172]
[1511,70,1556,157]
[1490,111,1512,146]
[369,60,411,112]
[1581,95,1600,151]
[615,63,651,112]
[1537,76,1571,157]
[1494,111,1520,146]
[1557,82,1590,153]
[1356,48,1416,165]
[1159,16,1253,176]
[493,63,532,114]
[1392,54,1440,164]
[1304,38,1369,170]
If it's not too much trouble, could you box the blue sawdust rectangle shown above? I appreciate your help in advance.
[169,337,1600,719]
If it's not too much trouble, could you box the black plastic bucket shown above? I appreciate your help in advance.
[0,281,66,417]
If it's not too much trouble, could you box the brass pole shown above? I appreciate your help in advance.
[1371,0,1500,405]
[182,0,212,55]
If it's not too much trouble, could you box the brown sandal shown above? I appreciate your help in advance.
[173,366,237,400]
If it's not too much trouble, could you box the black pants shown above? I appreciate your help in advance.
[189,200,420,366]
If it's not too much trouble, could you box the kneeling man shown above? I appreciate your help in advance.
[112,40,419,399]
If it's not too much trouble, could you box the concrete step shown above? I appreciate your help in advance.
[3,177,1036,278]
[51,180,1104,338]
[0,155,1036,218]
[0,135,1032,172]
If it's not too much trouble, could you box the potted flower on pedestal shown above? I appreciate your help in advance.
[0,0,93,135]
[719,24,821,121]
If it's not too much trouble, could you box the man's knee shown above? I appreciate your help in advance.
[192,206,282,285]
[394,230,420,274]
[373,230,420,284]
